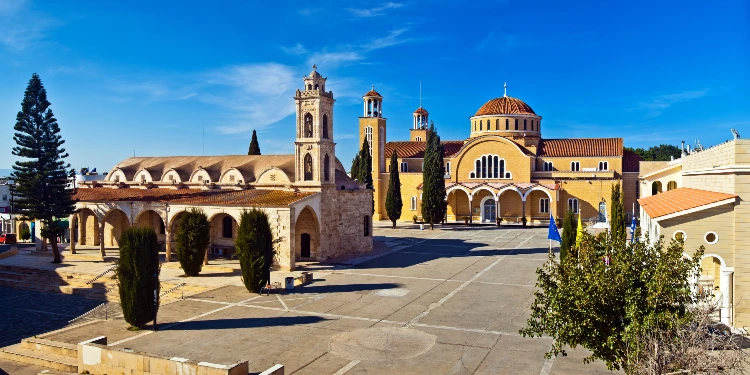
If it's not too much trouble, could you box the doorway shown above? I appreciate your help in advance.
[301,233,311,258]
[483,199,496,222]
[598,202,607,223]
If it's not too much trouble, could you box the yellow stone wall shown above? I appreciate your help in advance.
[452,137,532,182]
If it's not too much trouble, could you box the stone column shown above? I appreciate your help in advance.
[720,269,734,325]
[164,230,171,262]
[203,247,209,266]
[69,218,76,255]
[99,225,106,257]
[468,195,473,224]
[522,199,527,225]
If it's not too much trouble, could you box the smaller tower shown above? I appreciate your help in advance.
[410,82,429,142]
[362,86,382,118]
[359,86,387,220]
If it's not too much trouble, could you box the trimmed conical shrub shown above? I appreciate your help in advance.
[117,226,160,329]
[235,209,275,293]
[175,208,210,276]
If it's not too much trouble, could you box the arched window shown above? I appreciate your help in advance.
[570,161,580,171]
[505,119,509,130]
[542,161,553,171]
[505,171,511,179]
[400,162,408,172]
[598,161,608,171]
[652,181,662,195]
[304,154,313,181]
[568,198,579,214]
[324,154,330,181]
[322,114,329,139]
[304,113,313,137]
[480,120,483,131]
[474,121,477,131]
[410,196,417,210]
[445,162,451,174]
[472,155,506,179]
[307,84,312,90]
[415,136,422,141]
[363,216,370,236]
[667,181,677,191]
[495,119,499,130]
[515,119,518,130]
[524,119,527,130]
[222,216,233,238]
[540,198,550,213]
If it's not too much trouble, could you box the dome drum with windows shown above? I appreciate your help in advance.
[469,84,541,139]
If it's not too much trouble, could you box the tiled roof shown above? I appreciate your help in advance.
[638,188,736,219]
[384,141,464,159]
[413,107,428,114]
[73,188,315,207]
[538,138,623,157]
[363,89,382,97]
[623,149,641,172]
[474,96,536,116]
[417,181,559,192]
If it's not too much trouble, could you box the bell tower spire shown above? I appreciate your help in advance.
[294,65,335,188]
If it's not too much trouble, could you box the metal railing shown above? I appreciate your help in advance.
[159,282,187,300]
[68,302,110,324]
[86,264,117,285]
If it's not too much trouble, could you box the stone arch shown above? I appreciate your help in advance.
[16,221,30,241]
[257,167,291,184]
[76,207,100,246]
[134,169,153,184]
[452,136,531,182]
[471,186,497,200]
[303,112,314,138]
[303,153,314,181]
[322,114,329,139]
[295,206,320,260]
[522,186,552,201]
[479,195,497,222]
[219,168,246,185]
[208,212,238,255]
[135,209,166,245]
[667,181,677,191]
[108,168,127,183]
[103,208,130,248]
[161,168,183,183]
[498,188,524,222]
[651,181,662,195]
[190,168,212,184]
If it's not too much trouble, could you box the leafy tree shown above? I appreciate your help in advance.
[610,183,626,243]
[350,154,361,181]
[385,150,403,229]
[11,73,75,263]
[174,208,210,276]
[560,210,577,262]
[356,137,373,188]
[116,227,160,329]
[235,209,275,293]
[248,130,261,155]
[20,225,31,241]
[625,144,681,161]
[421,122,446,230]
[521,232,705,373]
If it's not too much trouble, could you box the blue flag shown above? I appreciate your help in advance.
[548,214,561,242]
[630,216,637,243]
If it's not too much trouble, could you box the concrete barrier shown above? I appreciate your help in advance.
[260,364,284,375]
[77,336,248,375]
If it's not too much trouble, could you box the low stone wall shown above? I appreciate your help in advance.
[77,336,248,375]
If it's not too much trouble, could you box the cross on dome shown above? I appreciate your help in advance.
[312,64,317,71]
[504,82,507,97]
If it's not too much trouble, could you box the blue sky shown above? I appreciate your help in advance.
[1,0,748,173]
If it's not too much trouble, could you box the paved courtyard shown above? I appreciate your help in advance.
[3,225,618,374]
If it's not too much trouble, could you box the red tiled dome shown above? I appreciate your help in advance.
[474,96,536,116]
[363,89,382,97]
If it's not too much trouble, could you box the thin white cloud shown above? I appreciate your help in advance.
[280,43,307,55]
[0,0,58,51]
[475,31,535,53]
[337,133,356,140]
[637,89,708,117]
[307,28,413,68]
[347,2,403,17]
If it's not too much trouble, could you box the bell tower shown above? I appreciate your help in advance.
[294,65,335,189]
[359,86,387,219]
[410,81,429,142]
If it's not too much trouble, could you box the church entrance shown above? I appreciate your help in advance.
[598,202,607,223]
[482,199,496,222]
[301,233,311,258]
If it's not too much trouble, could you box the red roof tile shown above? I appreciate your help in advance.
[413,107,428,114]
[538,138,623,157]
[474,96,536,116]
[384,141,464,159]
[363,89,382,97]
[73,188,314,207]
[638,188,736,219]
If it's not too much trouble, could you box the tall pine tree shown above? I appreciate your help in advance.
[385,150,403,229]
[248,130,261,155]
[421,122,446,229]
[610,183,626,243]
[357,137,373,188]
[11,73,75,263]
[350,154,361,181]
[560,210,577,262]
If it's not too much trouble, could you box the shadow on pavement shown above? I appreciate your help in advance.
[291,282,401,294]
[161,315,328,331]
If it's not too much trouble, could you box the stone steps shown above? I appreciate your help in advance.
[0,277,20,288]
[0,344,77,372]
[21,338,78,358]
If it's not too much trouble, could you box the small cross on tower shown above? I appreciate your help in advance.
[504,82,507,97]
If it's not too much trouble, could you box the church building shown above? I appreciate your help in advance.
[69,66,373,271]
[360,85,641,225]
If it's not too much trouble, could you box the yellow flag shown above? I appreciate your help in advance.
[575,213,583,248]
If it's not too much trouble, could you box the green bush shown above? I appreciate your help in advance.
[20,226,31,241]
[116,227,160,329]
[560,210,578,262]
[175,208,210,276]
[235,209,275,293]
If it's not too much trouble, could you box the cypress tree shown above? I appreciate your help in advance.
[610,183,626,243]
[421,122,446,230]
[385,150,403,229]
[357,137,373,188]
[174,208,210,276]
[351,154,361,181]
[560,210,578,262]
[235,209,275,293]
[116,227,160,329]
[11,73,75,263]
[248,130,261,155]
